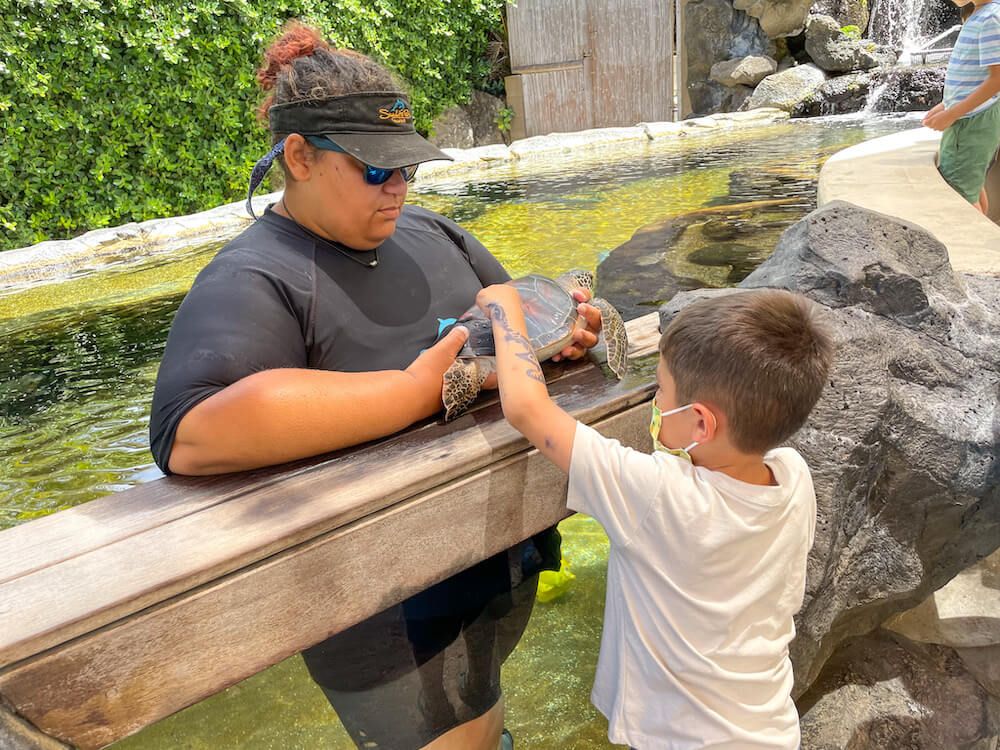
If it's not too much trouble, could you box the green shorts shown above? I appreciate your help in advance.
[939,99,1000,204]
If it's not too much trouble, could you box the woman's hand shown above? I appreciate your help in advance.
[404,326,470,402]
[552,289,602,362]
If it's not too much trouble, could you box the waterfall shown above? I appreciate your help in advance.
[863,0,959,112]
[868,0,960,62]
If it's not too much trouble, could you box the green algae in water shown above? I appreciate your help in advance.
[462,167,732,279]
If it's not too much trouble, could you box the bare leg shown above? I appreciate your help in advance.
[420,697,504,750]
[976,187,989,216]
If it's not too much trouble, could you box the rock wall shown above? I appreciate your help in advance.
[429,90,508,149]
[684,0,944,117]
[685,0,774,115]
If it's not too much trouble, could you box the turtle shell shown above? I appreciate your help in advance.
[457,275,578,358]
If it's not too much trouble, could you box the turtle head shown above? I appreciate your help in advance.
[558,269,595,294]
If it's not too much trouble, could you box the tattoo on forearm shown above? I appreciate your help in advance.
[487,303,546,383]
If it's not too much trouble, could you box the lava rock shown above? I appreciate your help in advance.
[660,201,1000,695]
[805,14,885,72]
[747,63,828,111]
[811,0,871,32]
[798,630,1000,749]
[711,55,779,87]
[685,0,774,115]
[733,0,815,37]
[793,71,875,116]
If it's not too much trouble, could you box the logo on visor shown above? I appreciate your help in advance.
[379,98,412,124]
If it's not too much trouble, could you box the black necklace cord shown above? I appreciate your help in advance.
[280,198,380,268]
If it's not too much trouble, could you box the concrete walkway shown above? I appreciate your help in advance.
[818,127,1000,276]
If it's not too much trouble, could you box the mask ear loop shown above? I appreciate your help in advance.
[246,139,286,220]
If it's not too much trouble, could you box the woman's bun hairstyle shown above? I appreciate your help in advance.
[256,21,401,123]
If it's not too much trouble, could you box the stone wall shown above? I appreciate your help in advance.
[684,0,949,117]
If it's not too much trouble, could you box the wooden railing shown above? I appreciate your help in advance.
[0,313,661,750]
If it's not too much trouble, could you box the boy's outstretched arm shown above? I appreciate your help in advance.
[476,284,579,473]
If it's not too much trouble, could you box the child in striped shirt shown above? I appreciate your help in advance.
[923,0,1000,215]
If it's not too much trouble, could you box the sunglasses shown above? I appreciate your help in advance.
[305,135,418,185]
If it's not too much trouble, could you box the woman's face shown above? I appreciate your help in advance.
[299,147,409,249]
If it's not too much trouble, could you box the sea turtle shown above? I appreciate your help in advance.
[442,270,629,421]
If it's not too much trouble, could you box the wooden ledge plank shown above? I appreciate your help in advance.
[0,312,660,586]
[0,314,660,668]
[0,405,651,750]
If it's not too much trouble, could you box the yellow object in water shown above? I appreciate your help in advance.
[536,557,576,603]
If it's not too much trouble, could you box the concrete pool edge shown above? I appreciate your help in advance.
[818,127,1000,276]
[0,109,790,288]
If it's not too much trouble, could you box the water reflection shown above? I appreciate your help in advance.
[0,296,177,525]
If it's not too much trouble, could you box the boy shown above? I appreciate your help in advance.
[923,0,1000,215]
[475,286,834,749]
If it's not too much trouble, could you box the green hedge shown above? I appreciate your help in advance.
[0,0,505,250]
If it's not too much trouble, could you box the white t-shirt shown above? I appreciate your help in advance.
[567,422,816,750]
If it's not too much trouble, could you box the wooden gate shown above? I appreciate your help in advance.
[505,0,678,139]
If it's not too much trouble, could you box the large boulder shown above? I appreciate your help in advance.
[429,106,474,149]
[792,71,875,116]
[798,630,1000,749]
[734,0,815,37]
[711,55,778,87]
[429,91,508,149]
[811,0,871,31]
[747,63,828,111]
[795,64,945,116]
[805,14,887,72]
[865,64,946,113]
[885,550,1000,649]
[466,90,507,147]
[685,0,774,115]
[659,202,1000,695]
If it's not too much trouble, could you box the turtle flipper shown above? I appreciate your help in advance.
[442,358,493,421]
[592,298,629,379]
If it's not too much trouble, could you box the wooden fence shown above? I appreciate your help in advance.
[0,313,661,750]
[505,0,679,139]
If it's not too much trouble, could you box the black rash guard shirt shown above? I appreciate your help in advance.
[150,204,508,467]
[149,203,559,617]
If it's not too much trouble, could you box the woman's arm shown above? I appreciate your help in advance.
[476,285,578,473]
[168,327,469,475]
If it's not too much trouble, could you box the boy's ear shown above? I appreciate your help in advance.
[692,403,719,443]
[281,133,313,181]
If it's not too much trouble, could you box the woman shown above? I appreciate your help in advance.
[149,22,603,750]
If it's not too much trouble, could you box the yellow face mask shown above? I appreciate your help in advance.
[649,402,699,462]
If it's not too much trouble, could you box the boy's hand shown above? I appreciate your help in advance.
[922,102,945,125]
[923,105,958,132]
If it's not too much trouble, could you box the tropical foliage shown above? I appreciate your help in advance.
[0,0,505,249]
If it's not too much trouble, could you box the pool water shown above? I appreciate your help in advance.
[0,115,920,749]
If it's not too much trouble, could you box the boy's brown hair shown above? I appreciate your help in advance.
[658,290,834,454]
